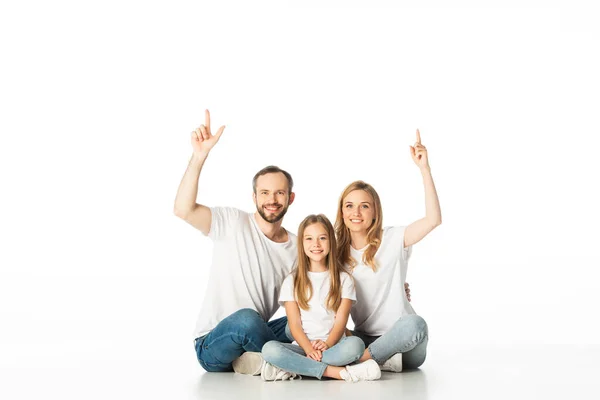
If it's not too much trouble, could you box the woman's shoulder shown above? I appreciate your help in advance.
[339,270,354,282]
[382,226,409,243]
[383,225,408,234]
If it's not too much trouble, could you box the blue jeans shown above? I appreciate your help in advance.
[194,308,291,372]
[352,314,428,369]
[262,336,365,379]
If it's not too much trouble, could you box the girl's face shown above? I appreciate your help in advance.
[342,189,375,234]
[302,223,330,265]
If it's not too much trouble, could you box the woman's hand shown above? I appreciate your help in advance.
[410,129,430,170]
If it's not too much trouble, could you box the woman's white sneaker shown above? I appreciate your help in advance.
[339,359,381,382]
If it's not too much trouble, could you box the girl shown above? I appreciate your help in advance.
[337,129,441,372]
[261,214,381,382]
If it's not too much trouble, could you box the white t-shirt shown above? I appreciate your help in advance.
[279,270,356,342]
[349,226,414,337]
[194,207,297,338]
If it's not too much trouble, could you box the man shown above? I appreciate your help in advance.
[174,110,296,374]
[174,110,412,374]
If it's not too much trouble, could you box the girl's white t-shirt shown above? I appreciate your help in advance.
[279,270,356,342]
[349,226,414,337]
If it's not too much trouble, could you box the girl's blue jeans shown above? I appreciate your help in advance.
[261,336,365,379]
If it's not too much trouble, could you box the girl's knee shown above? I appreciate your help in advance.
[344,336,366,357]
[261,340,284,363]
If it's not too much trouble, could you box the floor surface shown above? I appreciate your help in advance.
[3,345,599,399]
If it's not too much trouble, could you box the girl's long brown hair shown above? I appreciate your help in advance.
[294,214,344,312]
[334,181,383,271]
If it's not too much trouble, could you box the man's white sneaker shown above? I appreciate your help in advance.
[260,361,301,381]
[380,353,403,372]
[232,351,264,376]
[339,359,381,382]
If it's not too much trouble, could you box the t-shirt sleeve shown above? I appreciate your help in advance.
[278,274,296,306]
[392,226,413,262]
[340,272,357,304]
[208,207,244,241]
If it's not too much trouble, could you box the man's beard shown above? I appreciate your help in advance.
[256,203,289,223]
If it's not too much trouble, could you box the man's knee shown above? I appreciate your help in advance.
[231,308,261,320]
[229,308,265,331]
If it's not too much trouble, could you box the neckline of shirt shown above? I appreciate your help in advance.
[307,270,329,275]
[249,212,292,245]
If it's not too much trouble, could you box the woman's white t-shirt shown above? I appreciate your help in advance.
[349,226,414,337]
[279,271,356,342]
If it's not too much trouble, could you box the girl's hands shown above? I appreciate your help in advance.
[306,349,322,361]
[306,340,329,360]
[311,340,329,351]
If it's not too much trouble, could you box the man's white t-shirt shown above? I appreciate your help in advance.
[279,270,356,342]
[194,207,297,338]
[349,226,414,337]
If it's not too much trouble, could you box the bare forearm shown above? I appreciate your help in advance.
[420,167,442,226]
[290,324,314,354]
[326,300,352,347]
[325,323,346,347]
[174,152,208,215]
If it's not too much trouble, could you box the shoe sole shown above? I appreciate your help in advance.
[232,352,263,376]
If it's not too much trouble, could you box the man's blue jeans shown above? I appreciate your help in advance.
[352,314,429,369]
[194,308,291,372]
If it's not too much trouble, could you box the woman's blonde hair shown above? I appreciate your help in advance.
[294,214,344,312]
[334,181,383,271]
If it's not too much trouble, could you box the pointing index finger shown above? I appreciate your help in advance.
[205,109,211,133]
[416,129,421,144]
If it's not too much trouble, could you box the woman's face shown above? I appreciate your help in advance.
[342,190,375,234]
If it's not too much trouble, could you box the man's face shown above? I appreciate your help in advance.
[253,172,295,223]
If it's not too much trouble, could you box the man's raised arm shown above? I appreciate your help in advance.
[174,109,225,235]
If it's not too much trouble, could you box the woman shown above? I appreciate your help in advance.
[335,129,441,372]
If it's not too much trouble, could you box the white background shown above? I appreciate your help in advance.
[1,1,599,398]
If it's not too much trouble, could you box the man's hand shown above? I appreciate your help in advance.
[405,282,411,302]
[191,109,225,156]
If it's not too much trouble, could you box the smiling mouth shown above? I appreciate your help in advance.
[350,219,363,223]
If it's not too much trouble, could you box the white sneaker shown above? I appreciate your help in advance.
[340,359,381,382]
[232,352,264,376]
[380,353,403,372]
[260,361,301,381]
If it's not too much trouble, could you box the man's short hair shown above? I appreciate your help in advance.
[252,166,294,195]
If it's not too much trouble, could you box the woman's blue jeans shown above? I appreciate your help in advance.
[352,314,429,369]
